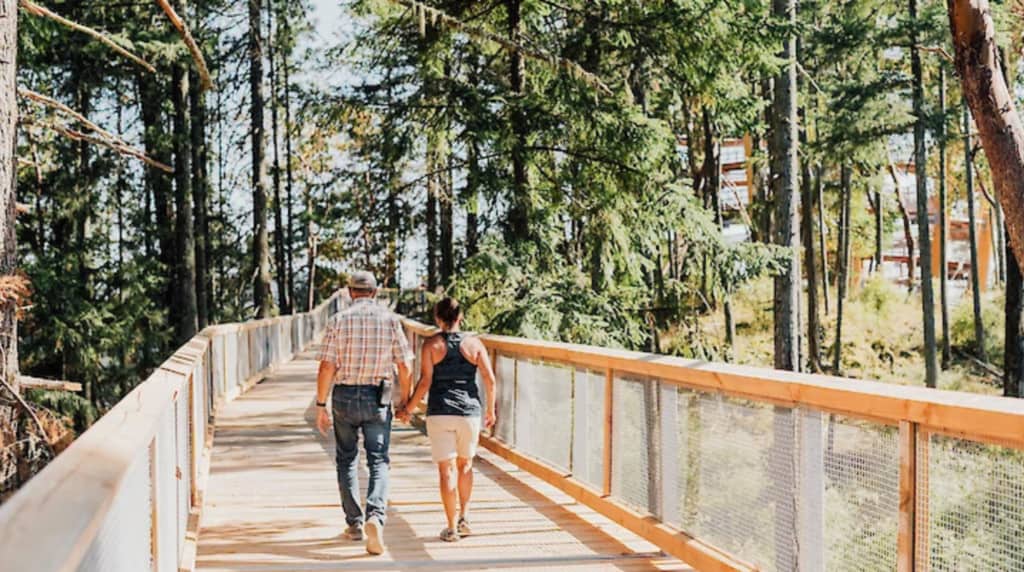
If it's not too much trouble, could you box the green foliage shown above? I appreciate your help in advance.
[950,290,1005,367]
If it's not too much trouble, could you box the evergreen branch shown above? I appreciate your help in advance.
[19,88,124,148]
[18,0,157,73]
[24,116,174,174]
[383,0,612,96]
[156,0,215,91]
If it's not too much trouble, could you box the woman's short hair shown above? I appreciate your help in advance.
[434,297,462,325]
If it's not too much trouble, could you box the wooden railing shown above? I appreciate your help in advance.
[402,319,1024,572]
[0,292,345,572]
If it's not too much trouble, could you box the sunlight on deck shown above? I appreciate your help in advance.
[196,349,690,571]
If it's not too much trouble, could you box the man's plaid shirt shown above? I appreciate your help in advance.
[317,298,414,385]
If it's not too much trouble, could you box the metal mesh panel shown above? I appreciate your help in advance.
[665,391,796,571]
[513,360,572,472]
[494,354,515,445]
[154,405,177,572]
[77,445,152,571]
[918,433,1024,571]
[823,416,899,571]
[174,388,191,558]
[571,368,605,490]
[611,376,659,516]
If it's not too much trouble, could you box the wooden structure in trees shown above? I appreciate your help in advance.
[2,299,1024,571]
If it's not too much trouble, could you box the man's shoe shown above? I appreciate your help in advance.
[365,518,385,555]
[344,524,363,541]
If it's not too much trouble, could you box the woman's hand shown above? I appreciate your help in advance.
[396,405,411,424]
[484,408,496,429]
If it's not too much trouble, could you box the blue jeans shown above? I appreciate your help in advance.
[332,384,392,526]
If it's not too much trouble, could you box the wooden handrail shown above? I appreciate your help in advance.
[0,291,344,572]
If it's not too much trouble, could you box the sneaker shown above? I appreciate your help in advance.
[365,517,385,555]
[456,517,471,537]
[343,524,363,541]
[439,526,460,542]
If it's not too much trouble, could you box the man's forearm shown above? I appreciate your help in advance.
[396,362,412,406]
[316,362,336,404]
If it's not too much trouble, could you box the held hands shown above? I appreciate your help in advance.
[484,407,496,429]
[395,402,412,424]
[316,406,331,437]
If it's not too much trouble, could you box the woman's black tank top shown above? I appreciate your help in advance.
[426,332,482,417]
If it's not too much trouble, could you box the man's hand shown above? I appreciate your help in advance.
[317,407,331,436]
[395,404,411,424]
[484,408,496,429]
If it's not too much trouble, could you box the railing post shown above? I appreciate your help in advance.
[898,420,918,572]
[798,408,824,571]
[659,382,680,525]
[602,368,614,497]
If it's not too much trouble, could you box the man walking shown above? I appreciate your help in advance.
[315,271,413,555]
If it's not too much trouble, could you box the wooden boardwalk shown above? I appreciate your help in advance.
[196,348,690,571]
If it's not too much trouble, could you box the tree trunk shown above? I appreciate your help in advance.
[756,78,774,243]
[505,0,529,243]
[138,75,175,307]
[771,0,800,373]
[465,140,480,258]
[281,6,296,308]
[190,70,209,330]
[816,163,830,315]
[964,103,986,360]
[874,188,883,273]
[250,0,274,317]
[939,67,952,369]
[1006,237,1023,397]
[886,156,915,291]
[834,164,853,374]
[911,0,939,387]
[802,157,821,372]
[171,60,198,345]
[0,0,17,390]
[947,0,1024,268]
[426,162,438,291]
[267,0,289,314]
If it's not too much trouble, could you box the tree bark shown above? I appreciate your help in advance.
[964,103,986,361]
[947,0,1024,267]
[426,159,438,291]
[834,164,853,374]
[190,69,209,330]
[250,0,274,317]
[816,163,830,315]
[267,0,289,314]
[911,0,939,387]
[771,0,800,373]
[0,0,17,390]
[802,156,821,372]
[938,66,952,369]
[281,5,296,308]
[1006,238,1023,397]
[171,60,198,345]
[505,0,530,243]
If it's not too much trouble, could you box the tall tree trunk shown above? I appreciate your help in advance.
[1006,238,1023,397]
[281,5,296,308]
[939,67,952,369]
[887,156,915,291]
[0,0,17,390]
[190,70,209,330]
[964,103,986,361]
[250,0,273,317]
[267,0,289,314]
[465,140,480,259]
[138,75,175,307]
[834,164,853,374]
[771,0,800,373]
[911,0,938,387]
[505,0,529,243]
[948,0,1024,267]
[171,60,198,345]
[874,188,883,273]
[426,162,438,291]
[816,163,830,315]
[802,157,821,371]
[756,78,774,243]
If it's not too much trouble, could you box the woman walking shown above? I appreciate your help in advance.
[397,297,496,542]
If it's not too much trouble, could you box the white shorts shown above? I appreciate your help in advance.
[426,415,481,463]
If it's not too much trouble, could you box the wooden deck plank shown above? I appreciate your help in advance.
[196,350,690,571]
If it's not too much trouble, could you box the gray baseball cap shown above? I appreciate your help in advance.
[347,270,378,290]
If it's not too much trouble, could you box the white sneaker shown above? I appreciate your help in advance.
[365,518,384,555]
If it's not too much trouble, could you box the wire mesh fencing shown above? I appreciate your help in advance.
[459,346,1024,572]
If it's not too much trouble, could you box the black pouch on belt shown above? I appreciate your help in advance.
[378,378,393,407]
